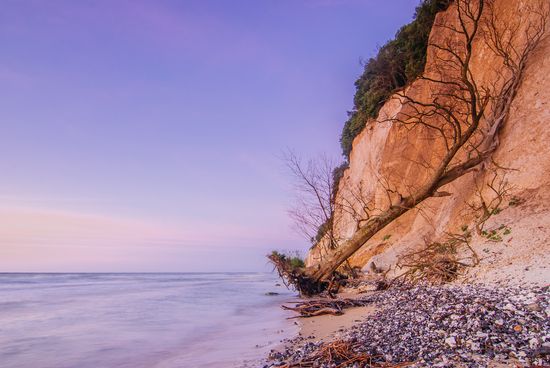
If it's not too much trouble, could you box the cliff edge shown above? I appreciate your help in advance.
[307,0,550,286]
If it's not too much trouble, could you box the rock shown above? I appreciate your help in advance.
[527,302,542,312]
[534,344,550,357]
[445,336,457,348]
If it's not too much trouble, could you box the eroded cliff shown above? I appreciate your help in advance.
[307,0,550,286]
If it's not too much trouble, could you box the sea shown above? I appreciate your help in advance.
[0,273,297,368]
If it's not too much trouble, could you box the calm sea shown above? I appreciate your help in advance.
[0,273,297,368]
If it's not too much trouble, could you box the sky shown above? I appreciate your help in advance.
[0,0,420,272]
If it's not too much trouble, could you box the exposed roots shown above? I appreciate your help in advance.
[395,231,479,285]
[279,340,413,368]
[268,252,340,296]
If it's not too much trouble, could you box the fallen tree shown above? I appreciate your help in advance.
[271,0,549,295]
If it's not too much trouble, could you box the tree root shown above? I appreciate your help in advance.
[395,232,479,285]
[279,339,413,368]
[268,252,337,296]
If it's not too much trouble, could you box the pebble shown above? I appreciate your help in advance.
[444,336,457,348]
[265,284,550,368]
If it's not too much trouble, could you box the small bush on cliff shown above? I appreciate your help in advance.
[270,251,305,270]
[340,0,452,157]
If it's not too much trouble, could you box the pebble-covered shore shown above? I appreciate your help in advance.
[265,284,550,367]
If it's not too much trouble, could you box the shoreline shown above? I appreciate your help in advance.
[263,282,549,368]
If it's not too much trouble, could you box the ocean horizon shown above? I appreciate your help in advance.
[0,272,297,368]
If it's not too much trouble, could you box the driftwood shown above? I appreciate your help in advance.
[282,298,371,319]
[279,339,413,368]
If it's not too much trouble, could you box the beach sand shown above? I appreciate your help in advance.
[297,305,376,342]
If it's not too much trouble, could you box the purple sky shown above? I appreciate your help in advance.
[0,0,419,272]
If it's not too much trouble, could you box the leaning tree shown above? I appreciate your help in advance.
[271,0,549,295]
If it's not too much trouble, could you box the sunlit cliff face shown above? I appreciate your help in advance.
[307,0,550,284]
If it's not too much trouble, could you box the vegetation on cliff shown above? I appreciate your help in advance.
[273,0,549,295]
[340,0,451,157]
[311,0,452,252]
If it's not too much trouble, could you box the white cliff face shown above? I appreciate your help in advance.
[307,0,550,286]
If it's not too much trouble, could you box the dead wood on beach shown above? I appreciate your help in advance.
[279,339,413,368]
[282,298,371,319]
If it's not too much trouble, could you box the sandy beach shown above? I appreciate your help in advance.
[298,305,376,343]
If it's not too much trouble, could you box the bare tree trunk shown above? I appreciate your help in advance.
[299,0,548,289]
[272,0,548,295]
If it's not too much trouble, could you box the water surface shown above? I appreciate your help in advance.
[0,273,296,368]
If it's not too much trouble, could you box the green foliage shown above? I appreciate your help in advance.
[340,0,452,157]
[331,162,349,198]
[312,220,331,244]
[270,250,305,270]
[383,234,392,241]
[481,225,512,242]
[486,230,502,242]
[290,257,305,269]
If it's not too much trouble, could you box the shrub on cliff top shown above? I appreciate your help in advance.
[340,0,452,158]
[270,251,305,270]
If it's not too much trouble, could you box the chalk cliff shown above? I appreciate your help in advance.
[307,0,550,285]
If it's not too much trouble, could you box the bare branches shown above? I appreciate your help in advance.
[382,0,547,202]
[467,167,514,234]
[395,229,479,285]
[274,0,549,294]
[286,151,342,249]
[479,0,549,162]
